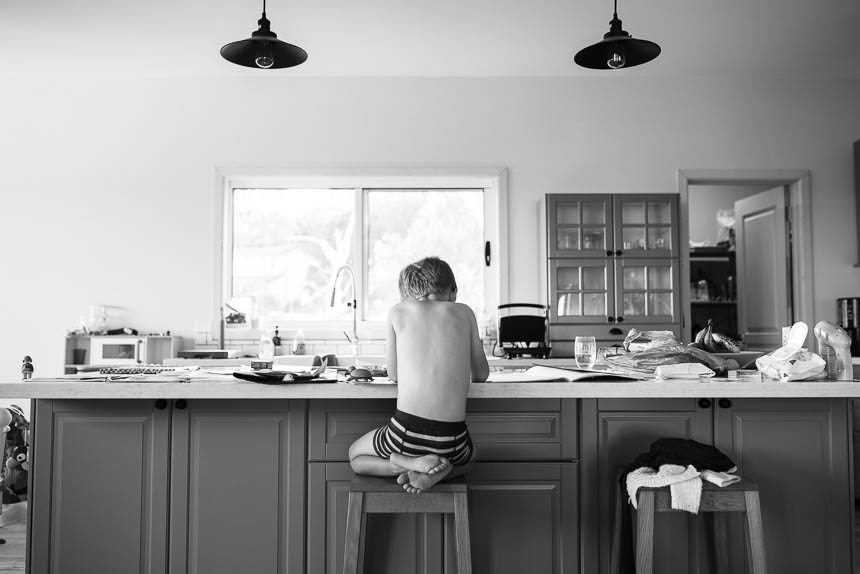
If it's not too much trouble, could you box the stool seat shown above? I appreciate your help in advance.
[343,475,471,574]
[634,478,767,574]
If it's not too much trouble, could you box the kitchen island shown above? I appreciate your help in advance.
[6,375,857,574]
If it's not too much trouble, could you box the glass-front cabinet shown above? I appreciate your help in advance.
[549,195,612,258]
[550,258,679,325]
[544,193,681,352]
[613,196,677,258]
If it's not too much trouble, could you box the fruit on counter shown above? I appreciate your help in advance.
[690,318,743,353]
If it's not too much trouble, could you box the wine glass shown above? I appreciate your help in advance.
[575,336,597,369]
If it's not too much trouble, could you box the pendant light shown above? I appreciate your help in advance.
[574,0,660,70]
[220,0,308,69]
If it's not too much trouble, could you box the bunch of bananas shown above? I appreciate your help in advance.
[690,319,743,353]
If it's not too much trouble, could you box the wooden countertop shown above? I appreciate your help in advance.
[3,376,860,399]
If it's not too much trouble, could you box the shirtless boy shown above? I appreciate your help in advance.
[348,257,490,493]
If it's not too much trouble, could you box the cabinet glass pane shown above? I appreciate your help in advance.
[621,228,646,251]
[557,267,579,291]
[647,202,672,224]
[648,293,673,316]
[622,267,645,290]
[557,293,581,316]
[582,267,606,290]
[623,293,646,316]
[583,293,606,316]
[582,202,605,224]
[556,203,580,224]
[582,227,606,251]
[621,202,646,224]
[648,267,672,290]
[648,227,672,250]
[557,229,579,250]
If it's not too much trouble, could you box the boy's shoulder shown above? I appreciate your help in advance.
[390,300,474,317]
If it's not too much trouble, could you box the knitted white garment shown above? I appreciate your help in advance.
[670,474,703,513]
[626,463,702,510]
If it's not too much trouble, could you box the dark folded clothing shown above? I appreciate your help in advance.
[617,438,736,574]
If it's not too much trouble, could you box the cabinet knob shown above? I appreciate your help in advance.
[154,399,168,410]
[718,398,732,409]
[616,316,624,323]
[606,250,613,257]
[615,250,623,257]
[698,398,712,409]
[607,316,615,323]
[175,399,188,410]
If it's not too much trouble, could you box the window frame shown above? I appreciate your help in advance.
[214,168,509,342]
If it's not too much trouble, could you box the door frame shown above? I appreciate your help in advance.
[677,170,814,344]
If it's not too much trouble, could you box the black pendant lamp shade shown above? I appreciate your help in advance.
[221,0,307,69]
[574,0,660,70]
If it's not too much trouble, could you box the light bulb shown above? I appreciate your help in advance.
[607,50,625,69]
[255,46,275,69]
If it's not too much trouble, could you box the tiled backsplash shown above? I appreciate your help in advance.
[194,331,495,359]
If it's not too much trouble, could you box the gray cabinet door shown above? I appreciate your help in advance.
[29,399,171,574]
[307,462,444,574]
[168,399,306,574]
[713,398,852,574]
[448,462,579,574]
[580,398,713,574]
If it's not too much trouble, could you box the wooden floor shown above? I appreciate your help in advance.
[0,503,26,573]
[0,502,856,573]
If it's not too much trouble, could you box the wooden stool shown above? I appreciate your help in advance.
[634,479,767,574]
[343,475,471,574]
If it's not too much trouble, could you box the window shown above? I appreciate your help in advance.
[218,170,507,338]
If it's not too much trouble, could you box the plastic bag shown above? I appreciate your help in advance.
[606,343,731,376]
[754,322,825,381]
[623,329,682,352]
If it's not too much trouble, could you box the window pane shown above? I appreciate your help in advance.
[648,227,672,250]
[648,267,672,290]
[558,293,581,316]
[622,228,646,251]
[583,293,606,316]
[366,190,484,320]
[623,293,646,316]
[582,202,605,224]
[582,267,606,290]
[557,267,579,291]
[582,227,605,251]
[647,201,671,224]
[648,293,673,316]
[232,188,355,326]
[556,202,580,224]
[557,229,579,250]
[621,202,646,224]
[622,267,645,290]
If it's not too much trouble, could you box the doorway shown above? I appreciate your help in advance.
[678,170,814,348]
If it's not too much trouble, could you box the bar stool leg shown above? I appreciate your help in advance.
[635,491,655,574]
[744,491,768,574]
[453,492,472,574]
[343,491,365,574]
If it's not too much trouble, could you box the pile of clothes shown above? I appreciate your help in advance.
[616,437,740,574]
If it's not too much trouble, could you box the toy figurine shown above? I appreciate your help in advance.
[21,356,33,380]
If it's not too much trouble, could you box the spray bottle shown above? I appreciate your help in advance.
[813,321,854,381]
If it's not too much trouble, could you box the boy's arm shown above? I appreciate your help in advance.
[385,307,398,383]
[468,308,490,382]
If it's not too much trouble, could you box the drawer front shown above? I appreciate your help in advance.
[308,399,577,462]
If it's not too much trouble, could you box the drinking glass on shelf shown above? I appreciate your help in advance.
[575,336,597,369]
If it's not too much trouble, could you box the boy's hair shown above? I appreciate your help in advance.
[398,257,458,301]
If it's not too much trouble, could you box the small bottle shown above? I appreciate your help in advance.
[292,329,306,356]
[272,326,282,354]
[259,333,275,361]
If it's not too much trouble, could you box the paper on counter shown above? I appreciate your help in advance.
[654,363,715,379]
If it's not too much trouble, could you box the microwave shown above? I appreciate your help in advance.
[90,336,148,365]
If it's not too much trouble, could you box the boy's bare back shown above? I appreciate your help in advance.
[386,297,489,423]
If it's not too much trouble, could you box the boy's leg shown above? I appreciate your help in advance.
[348,428,447,476]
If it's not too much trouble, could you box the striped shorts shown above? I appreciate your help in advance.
[372,409,474,467]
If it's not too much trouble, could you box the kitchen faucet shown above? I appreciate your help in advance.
[330,265,359,349]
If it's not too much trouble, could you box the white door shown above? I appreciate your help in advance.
[735,186,791,350]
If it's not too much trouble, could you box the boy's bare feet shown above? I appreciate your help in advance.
[402,463,453,493]
[390,453,450,475]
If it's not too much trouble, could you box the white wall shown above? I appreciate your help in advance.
[2,76,860,378]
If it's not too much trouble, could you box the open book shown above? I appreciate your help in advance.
[486,364,642,383]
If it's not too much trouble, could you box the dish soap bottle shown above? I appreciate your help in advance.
[292,329,306,356]
[272,326,282,355]
[259,333,275,361]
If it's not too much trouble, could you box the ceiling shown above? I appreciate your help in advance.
[2,0,859,79]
